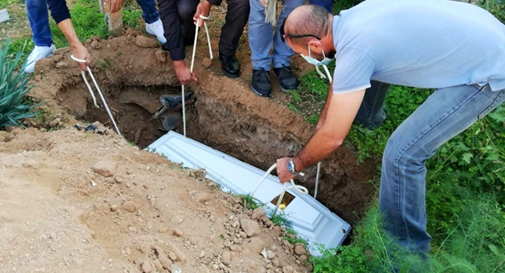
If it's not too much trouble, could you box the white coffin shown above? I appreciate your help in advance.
[148,131,350,255]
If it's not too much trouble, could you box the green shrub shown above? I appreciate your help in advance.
[312,196,505,273]
[479,0,505,23]
[0,40,40,129]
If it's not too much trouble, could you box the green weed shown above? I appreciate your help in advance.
[0,40,41,129]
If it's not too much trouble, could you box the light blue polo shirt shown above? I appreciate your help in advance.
[332,0,505,94]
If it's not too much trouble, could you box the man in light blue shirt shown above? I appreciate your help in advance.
[275,0,505,255]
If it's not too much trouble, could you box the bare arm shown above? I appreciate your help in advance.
[277,89,366,182]
[57,19,90,71]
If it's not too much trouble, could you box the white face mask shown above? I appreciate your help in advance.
[301,43,333,66]
[301,43,333,81]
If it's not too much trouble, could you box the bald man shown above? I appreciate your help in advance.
[276,0,505,256]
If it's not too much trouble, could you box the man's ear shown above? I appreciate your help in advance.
[308,39,323,52]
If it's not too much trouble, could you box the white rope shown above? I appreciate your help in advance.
[250,163,308,217]
[314,161,321,198]
[322,64,332,81]
[315,64,332,82]
[182,15,213,137]
[80,71,99,108]
[71,55,121,136]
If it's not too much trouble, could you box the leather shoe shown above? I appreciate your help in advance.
[251,69,271,97]
[219,54,240,78]
[274,66,299,91]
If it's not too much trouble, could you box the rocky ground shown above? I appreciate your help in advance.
[0,127,312,273]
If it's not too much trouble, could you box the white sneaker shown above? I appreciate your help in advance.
[24,44,56,74]
[145,19,167,44]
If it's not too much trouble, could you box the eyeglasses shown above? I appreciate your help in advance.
[280,18,322,43]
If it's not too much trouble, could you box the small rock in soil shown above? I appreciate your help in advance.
[55,62,68,69]
[115,176,124,184]
[198,250,205,258]
[298,255,308,263]
[253,208,266,217]
[167,242,186,264]
[196,192,212,203]
[96,125,107,135]
[141,260,152,273]
[168,251,177,261]
[240,218,261,237]
[283,265,295,273]
[202,57,212,68]
[221,250,231,265]
[267,250,276,259]
[49,118,61,128]
[157,249,172,269]
[122,201,139,213]
[153,259,163,271]
[155,49,167,63]
[53,54,63,62]
[173,229,184,237]
[294,244,306,255]
[272,226,282,236]
[90,40,101,49]
[136,35,160,48]
[91,161,117,177]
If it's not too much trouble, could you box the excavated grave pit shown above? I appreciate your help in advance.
[30,34,377,224]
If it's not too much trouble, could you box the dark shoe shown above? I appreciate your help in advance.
[219,54,240,78]
[251,69,271,97]
[153,92,194,119]
[273,66,299,91]
[162,116,180,131]
[161,42,169,51]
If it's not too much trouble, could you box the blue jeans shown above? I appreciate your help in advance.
[248,0,332,70]
[26,0,52,47]
[248,0,305,70]
[135,0,159,24]
[355,81,390,129]
[25,0,159,47]
[379,84,505,254]
[309,0,333,13]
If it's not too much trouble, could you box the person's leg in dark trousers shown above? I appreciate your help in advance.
[177,0,200,45]
[354,81,390,129]
[218,0,250,78]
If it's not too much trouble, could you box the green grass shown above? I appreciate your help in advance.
[311,194,505,273]
[0,0,24,9]
[6,0,143,64]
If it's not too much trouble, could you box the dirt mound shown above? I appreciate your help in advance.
[0,128,311,272]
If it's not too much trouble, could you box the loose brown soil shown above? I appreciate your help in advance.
[0,128,311,273]
[1,8,377,272]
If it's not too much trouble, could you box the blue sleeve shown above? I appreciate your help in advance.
[332,48,376,94]
[47,0,71,24]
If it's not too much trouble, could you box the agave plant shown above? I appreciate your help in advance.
[0,40,40,129]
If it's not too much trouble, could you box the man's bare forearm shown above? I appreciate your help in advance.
[57,19,83,50]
